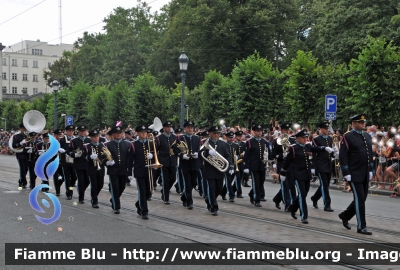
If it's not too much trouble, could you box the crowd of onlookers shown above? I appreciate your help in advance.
[0,130,13,155]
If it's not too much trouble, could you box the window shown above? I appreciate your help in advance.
[33,61,38,68]
[32,49,42,55]
[2,86,6,92]
[23,60,28,67]
[12,59,17,66]
[22,87,28,92]
[1,72,6,80]
[33,88,38,94]
[23,74,28,81]
[12,87,17,94]
[2,58,6,66]
[12,73,17,80]
[33,75,38,82]
[48,62,52,68]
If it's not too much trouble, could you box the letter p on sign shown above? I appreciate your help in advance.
[325,95,337,113]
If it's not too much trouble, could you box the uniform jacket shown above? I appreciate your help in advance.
[105,140,134,176]
[201,139,232,179]
[132,140,155,178]
[177,134,200,171]
[12,132,27,159]
[68,137,92,170]
[60,135,74,167]
[86,143,106,176]
[243,137,268,172]
[156,133,179,167]
[312,135,333,173]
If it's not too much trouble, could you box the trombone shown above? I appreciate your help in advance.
[146,133,163,193]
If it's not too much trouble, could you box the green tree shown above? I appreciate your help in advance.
[106,81,134,126]
[87,85,109,129]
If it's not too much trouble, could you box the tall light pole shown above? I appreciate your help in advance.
[52,79,60,130]
[178,50,189,128]
[61,113,66,128]
[184,105,189,121]
[1,118,6,131]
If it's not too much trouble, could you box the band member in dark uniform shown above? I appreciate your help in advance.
[105,126,134,214]
[339,114,373,235]
[198,131,209,198]
[68,125,91,203]
[221,131,238,202]
[177,121,200,209]
[310,121,334,212]
[87,129,105,208]
[12,123,28,188]
[244,124,268,207]
[232,131,245,197]
[280,129,333,224]
[272,123,296,210]
[36,133,51,192]
[124,129,135,186]
[53,129,65,196]
[133,125,155,219]
[201,126,233,216]
[59,125,76,200]
[26,132,38,189]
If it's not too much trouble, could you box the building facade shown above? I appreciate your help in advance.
[1,40,73,100]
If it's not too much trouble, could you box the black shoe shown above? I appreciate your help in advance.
[338,213,351,230]
[187,205,193,210]
[147,198,152,201]
[260,198,267,202]
[275,202,281,209]
[92,204,99,208]
[126,183,131,186]
[291,211,297,219]
[237,195,243,198]
[164,201,170,205]
[312,200,318,209]
[79,201,84,204]
[67,196,72,200]
[357,228,372,235]
[114,210,120,214]
[183,201,187,207]
[324,206,334,212]
[302,219,308,224]
[56,193,60,196]
[137,209,142,216]
[255,202,262,207]
[142,214,149,219]
[229,198,234,202]
[22,185,27,189]
[222,196,227,200]
[211,211,218,216]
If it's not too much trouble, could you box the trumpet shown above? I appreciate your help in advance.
[91,147,101,171]
[100,144,113,161]
[234,153,243,172]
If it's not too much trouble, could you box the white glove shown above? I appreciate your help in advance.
[325,147,334,153]
[38,151,44,156]
[20,139,26,145]
[58,148,66,153]
[331,158,335,161]
[183,154,190,160]
[147,153,153,160]
[243,169,249,174]
[273,164,277,169]
[283,152,287,158]
[74,152,82,158]
[192,152,199,159]
[106,160,115,166]
[128,176,133,181]
[280,175,286,182]
[369,172,373,181]
[229,169,234,175]
[311,169,315,174]
[90,153,98,160]
[209,149,216,156]
[27,149,33,153]
[344,175,351,182]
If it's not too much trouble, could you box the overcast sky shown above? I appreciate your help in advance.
[0,0,171,47]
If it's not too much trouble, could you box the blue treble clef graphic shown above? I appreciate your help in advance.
[29,135,62,225]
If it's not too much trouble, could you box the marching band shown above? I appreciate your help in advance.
[9,111,376,235]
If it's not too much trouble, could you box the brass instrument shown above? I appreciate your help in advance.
[146,133,163,194]
[75,147,83,157]
[177,141,189,155]
[200,139,229,172]
[100,144,113,161]
[332,134,342,188]
[91,147,101,171]
[234,153,243,172]
[277,133,291,154]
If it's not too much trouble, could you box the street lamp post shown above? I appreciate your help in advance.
[61,113,66,128]
[184,105,189,121]
[52,79,60,130]
[178,50,189,128]
[1,118,6,131]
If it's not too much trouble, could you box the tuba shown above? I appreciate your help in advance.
[200,139,229,172]
[9,110,46,153]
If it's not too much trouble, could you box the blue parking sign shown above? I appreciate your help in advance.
[325,94,337,113]
[66,116,73,126]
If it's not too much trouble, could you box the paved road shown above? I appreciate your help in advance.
[0,154,398,270]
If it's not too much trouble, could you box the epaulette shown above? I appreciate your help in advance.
[344,131,351,135]
[289,143,296,147]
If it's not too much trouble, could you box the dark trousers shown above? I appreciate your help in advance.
[62,166,76,197]
[160,167,176,202]
[175,167,184,193]
[232,170,243,196]
[135,176,151,215]
[198,169,207,197]
[153,168,160,188]
[248,171,266,203]
[242,171,249,184]
[17,158,28,186]
[180,169,198,206]
[76,169,90,201]
[205,178,224,212]
[221,173,235,199]
[126,167,133,184]
[89,174,104,205]
[311,172,332,208]
[341,181,369,230]
[109,175,126,210]
[273,162,293,209]
[290,180,310,221]
[27,162,36,189]
[53,167,64,195]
